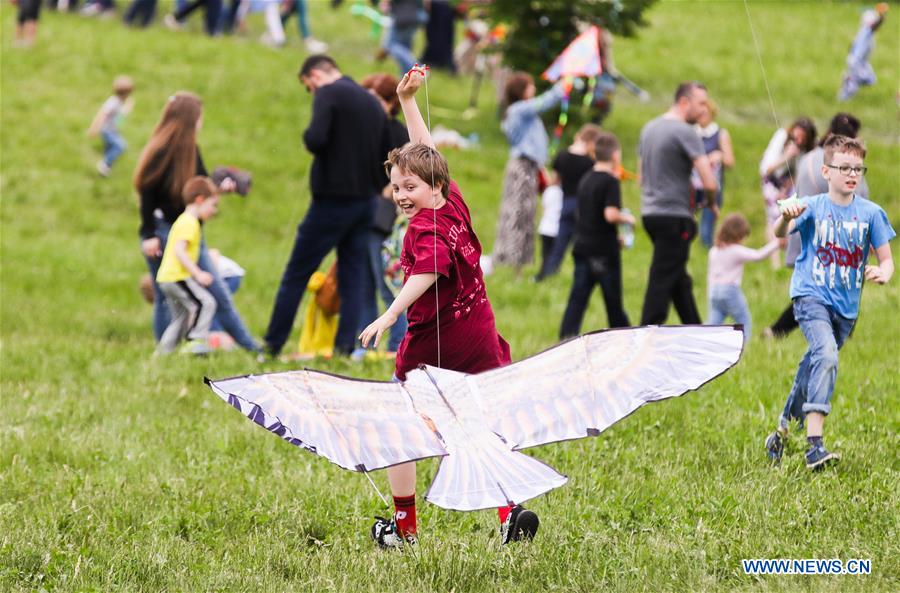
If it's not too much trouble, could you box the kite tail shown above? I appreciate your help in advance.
[423,438,567,511]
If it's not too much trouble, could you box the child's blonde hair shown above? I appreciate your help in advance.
[182,176,218,204]
[715,213,751,246]
[385,143,451,199]
[113,75,134,97]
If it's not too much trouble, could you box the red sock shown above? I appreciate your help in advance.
[497,504,515,524]
[393,494,417,536]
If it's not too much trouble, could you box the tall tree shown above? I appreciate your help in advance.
[488,0,657,77]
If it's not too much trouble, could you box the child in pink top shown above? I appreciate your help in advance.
[706,214,779,344]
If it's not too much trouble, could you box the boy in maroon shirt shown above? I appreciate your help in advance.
[359,67,537,549]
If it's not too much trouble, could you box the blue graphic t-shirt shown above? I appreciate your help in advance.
[790,194,895,319]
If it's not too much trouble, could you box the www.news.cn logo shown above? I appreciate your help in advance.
[742,558,871,575]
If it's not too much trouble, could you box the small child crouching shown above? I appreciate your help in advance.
[156,177,221,355]
[705,214,779,345]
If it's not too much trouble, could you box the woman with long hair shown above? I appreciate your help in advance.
[758,116,817,266]
[491,72,564,272]
[135,91,258,352]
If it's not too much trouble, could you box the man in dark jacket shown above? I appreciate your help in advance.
[264,55,390,357]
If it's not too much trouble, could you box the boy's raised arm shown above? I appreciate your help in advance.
[397,68,435,149]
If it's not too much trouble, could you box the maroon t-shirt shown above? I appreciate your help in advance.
[394,180,511,380]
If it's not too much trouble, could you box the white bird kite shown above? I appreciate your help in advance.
[206,325,743,511]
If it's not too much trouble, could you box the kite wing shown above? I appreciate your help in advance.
[542,25,602,82]
[464,325,744,451]
[206,370,448,472]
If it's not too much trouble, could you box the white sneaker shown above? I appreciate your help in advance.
[371,516,416,550]
[96,160,111,177]
[304,37,328,53]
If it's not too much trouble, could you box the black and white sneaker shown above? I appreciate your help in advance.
[371,516,417,550]
[765,430,784,465]
[806,444,840,471]
[500,505,539,545]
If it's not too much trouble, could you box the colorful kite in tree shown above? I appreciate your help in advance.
[541,25,603,152]
[207,325,743,511]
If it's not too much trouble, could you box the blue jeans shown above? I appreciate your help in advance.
[359,228,408,352]
[124,0,157,26]
[210,275,242,332]
[384,23,419,75]
[102,129,127,167]
[142,218,258,351]
[559,253,629,339]
[173,0,222,35]
[695,187,724,249]
[538,196,577,279]
[142,219,172,341]
[706,284,750,345]
[282,0,310,39]
[264,198,372,355]
[780,297,855,423]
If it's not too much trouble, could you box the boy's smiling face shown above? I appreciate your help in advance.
[390,166,444,218]
[823,151,865,197]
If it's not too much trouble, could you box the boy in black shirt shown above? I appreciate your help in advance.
[559,132,636,338]
[536,124,602,281]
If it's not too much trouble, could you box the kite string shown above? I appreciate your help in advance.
[742,0,795,190]
[363,471,390,507]
[298,372,391,508]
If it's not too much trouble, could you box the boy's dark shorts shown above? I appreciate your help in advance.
[18,0,42,24]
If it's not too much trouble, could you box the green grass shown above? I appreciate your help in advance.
[2,1,898,591]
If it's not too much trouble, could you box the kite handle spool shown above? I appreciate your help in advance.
[777,194,801,214]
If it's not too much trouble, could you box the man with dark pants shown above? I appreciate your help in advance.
[638,81,718,326]
[264,55,390,357]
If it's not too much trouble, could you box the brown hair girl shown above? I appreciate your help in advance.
[133,91,203,201]
[501,72,534,117]
[715,213,751,247]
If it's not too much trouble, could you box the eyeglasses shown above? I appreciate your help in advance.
[825,164,867,176]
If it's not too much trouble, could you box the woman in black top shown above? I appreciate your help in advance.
[358,73,410,354]
[134,92,258,351]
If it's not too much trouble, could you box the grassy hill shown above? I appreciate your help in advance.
[1,1,898,591]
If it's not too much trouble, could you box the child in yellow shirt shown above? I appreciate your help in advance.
[156,177,220,355]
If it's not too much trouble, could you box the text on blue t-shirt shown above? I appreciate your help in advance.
[790,193,895,319]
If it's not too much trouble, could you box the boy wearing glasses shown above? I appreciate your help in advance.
[765,134,894,469]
